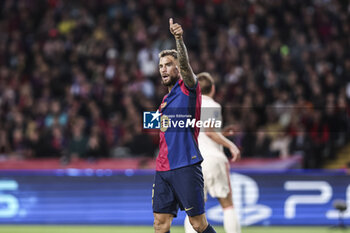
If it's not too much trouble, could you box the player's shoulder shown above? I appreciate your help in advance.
[178,78,198,95]
[202,95,221,108]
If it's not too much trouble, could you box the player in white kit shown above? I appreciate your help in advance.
[184,72,241,233]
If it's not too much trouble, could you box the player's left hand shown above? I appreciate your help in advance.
[169,18,183,40]
[229,144,240,162]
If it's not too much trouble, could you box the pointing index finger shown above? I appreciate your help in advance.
[169,18,173,26]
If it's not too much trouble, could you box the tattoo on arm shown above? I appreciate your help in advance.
[176,38,196,87]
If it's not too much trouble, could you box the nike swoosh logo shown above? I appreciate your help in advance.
[185,207,194,211]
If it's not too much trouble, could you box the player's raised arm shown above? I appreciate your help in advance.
[169,18,196,88]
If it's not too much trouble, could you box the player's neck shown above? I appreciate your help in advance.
[167,80,178,92]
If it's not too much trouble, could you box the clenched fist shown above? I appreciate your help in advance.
[169,18,183,40]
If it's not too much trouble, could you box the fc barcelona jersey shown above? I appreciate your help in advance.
[156,79,203,171]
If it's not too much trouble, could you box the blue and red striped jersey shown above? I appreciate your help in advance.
[156,79,203,171]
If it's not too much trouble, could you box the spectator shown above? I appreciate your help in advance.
[0,0,349,169]
[67,119,88,160]
[86,125,108,159]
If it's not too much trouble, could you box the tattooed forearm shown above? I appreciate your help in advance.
[176,38,196,87]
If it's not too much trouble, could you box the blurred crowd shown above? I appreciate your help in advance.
[0,0,349,168]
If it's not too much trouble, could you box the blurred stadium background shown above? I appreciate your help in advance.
[0,0,350,232]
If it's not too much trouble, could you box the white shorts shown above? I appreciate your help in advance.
[201,156,231,200]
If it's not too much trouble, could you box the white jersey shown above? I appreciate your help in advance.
[199,95,231,199]
[198,95,227,161]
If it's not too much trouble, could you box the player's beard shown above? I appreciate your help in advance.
[162,75,179,87]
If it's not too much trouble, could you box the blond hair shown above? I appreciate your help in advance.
[197,72,214,95]
[159,49,178,59]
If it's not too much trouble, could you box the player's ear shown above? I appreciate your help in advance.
[211,85,216,96]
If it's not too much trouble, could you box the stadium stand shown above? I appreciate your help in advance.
[0,0,349,169]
